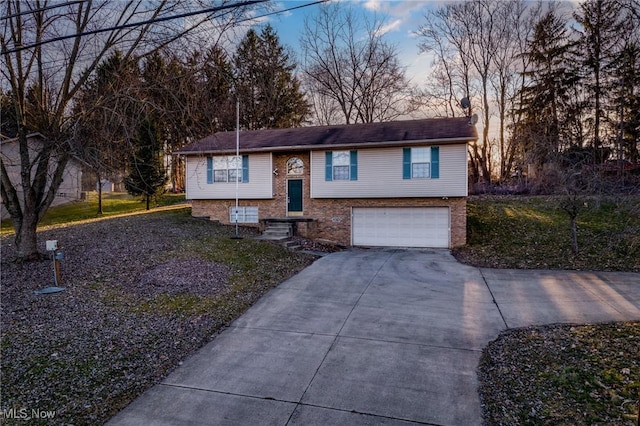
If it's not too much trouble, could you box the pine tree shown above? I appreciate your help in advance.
[514,10,578,172]
[574,0,624,162]
[124,120,168,210]
[201,46,236,132]
[234,25,310,129]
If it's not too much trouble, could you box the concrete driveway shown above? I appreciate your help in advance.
[109,248,640,426]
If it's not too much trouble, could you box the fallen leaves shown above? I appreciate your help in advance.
[478,322,640,425]
[1,210,317,424]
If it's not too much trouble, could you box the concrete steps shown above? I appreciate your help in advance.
[257,222,293,240]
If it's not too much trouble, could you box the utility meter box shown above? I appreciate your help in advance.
[46,240,58,251]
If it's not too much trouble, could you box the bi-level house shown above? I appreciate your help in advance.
[174,117,477,248]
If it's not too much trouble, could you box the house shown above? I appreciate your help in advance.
[1,133,83,219]
[174,117,477,248]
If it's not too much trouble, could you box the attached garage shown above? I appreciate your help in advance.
[351,207,450,248]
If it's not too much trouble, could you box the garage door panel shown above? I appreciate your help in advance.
[352,207,449,248]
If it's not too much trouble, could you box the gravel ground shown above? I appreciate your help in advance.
[0,210,322,425]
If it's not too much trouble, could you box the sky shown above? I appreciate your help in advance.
[253,0,580,89]
[259,0,442,87]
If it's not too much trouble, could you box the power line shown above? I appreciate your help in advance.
[2,0,328,66]
[242,0,327,23]
[1,0,86,21]
[2,0,271,55]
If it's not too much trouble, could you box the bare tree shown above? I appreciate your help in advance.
[74,50,143,214]
[416,1,499,184]
[300,2,417,125]
[417,0,554,185]
[556,164,605,254]
[1,0,263,260]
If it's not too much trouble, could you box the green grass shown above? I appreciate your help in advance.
[137,236,306,318]
[1,192,186,234]
[454,195,640,271]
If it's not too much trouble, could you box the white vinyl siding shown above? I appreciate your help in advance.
[311,144,467,198]
[185,153,273,199]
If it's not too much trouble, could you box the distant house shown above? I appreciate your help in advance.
[1,133,83,219]
[175,117,477,248]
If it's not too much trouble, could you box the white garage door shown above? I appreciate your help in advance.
[352,207,450,248]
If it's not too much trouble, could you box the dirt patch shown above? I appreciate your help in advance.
[136,259,231,297]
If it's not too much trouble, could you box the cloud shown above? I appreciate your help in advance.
[363,0,383,11]
[377,18,402,36]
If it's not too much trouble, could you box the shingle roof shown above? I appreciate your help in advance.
[174,117,477,155]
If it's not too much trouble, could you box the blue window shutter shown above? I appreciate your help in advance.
[325,151,333,181]
[207,157,213,184]
[431,146,439,178]
[402,148,411,179]
[242,155,249,182]
[350,150,358,180]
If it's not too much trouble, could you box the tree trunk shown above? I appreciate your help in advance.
[96,172,103,215]
[570,214,579,254]
[14,211,41,261]
[98,186,103,215]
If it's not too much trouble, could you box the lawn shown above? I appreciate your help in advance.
[458,196,640,425]
[479,322,640,425]
[454,195,640,271]
[0,192,187,235]
[2,195,638,425]
[1,209,317,425]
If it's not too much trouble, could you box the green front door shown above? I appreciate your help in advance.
[287,179,303,215]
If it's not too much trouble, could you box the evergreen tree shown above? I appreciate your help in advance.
[201,46,236,132]
[514,9,578,172]
[124,120,168,210]
[74,50,141,214]
[234,25,310,129]
[574,0,624,162]
[611,41,640,164]
[1,91,19,137]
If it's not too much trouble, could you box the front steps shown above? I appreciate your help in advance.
[257,221,293,240]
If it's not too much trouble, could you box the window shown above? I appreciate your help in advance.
[411,147,430,178]
[229,206,259,223]
[403,147,439,179]
[207,155,249,183]
[325,150,357,181]
[332,151,350,180]
[286,157,304,175]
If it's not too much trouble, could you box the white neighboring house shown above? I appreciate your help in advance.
[1,133,83,219]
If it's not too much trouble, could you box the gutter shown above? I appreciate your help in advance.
[172,136,477,156]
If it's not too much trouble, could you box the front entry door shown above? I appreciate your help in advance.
[287,179,303,215]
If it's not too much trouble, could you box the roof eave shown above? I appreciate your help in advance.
[173,136,476,156]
